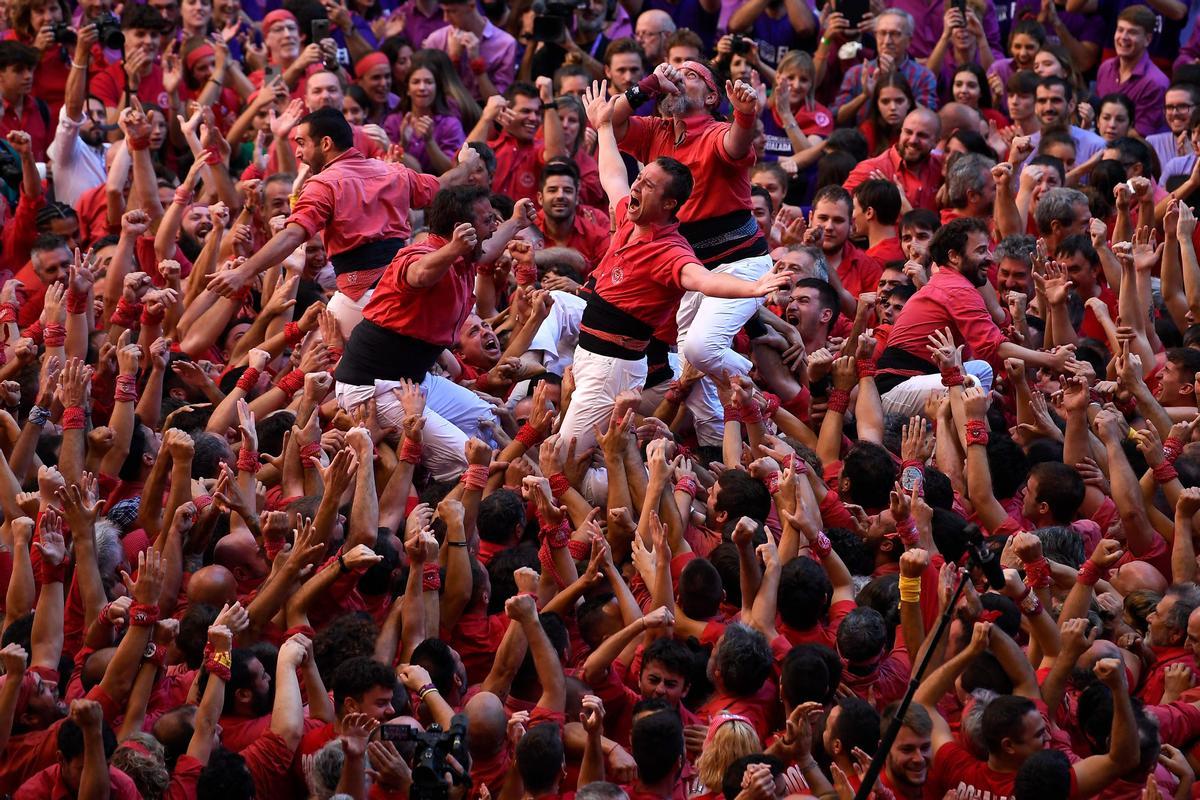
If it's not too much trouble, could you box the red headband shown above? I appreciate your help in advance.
[704,712,753,748]
[262,9,297,33]
[184,43,215,72]
[354,51,390,79]
[681,60,719,94]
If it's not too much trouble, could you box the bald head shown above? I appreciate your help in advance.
[187,564,239,607]
[898,108,940,165]
[465,691,508,758]
[938,102,982,143]
[635,10,674,62]
[214,532,270,584]
[1109,559,1168,596]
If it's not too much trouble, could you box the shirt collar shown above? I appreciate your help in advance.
[322,147,363,170]
[480,18,498,41]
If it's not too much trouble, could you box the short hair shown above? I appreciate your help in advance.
[506,80,540,102]
[781,645,839,706]
[575,782,630,800]
[1107,136,1159,177]
[994,233,1036,264]
[58,717,118,762]
[1008,18,1047,47]
[1055,233,1098,267]
[410,638,459,697]
[877,7,915,35]
[713,469,772,523]
[678,558,723,620]
[713,623,772,697]
[1167,347,1200,385]
[540,158,580,190]
[900,208,938,233]
[1033,187,1088,235]
[837,607,888,665]
[779,558,832,629]
[981,695,1037,754]
[946,152,997,208]
[467,141,496,174]
[1006,68,1040,97]
[553,63,590,91]
[632,709,684,783]
[881,701,933,737]
[642,637,698,685]
[603,37,645,67]
[31,232,69,257]
[814,183,852,214]
[298,106,354,150]
[1029,154,1066,184]
[664,28,703,55]
[1037,75,1073,103]
[427,185,491,237]
[516,724,564,793]
[830,697,881,755]
[1117,4,1155,35]
[197,748,255,800]
[854,179,902,226]
[0,41,38,70]
[751,185,774,216]
[654,156,694,216]
[121,3,170,31]
[330,656,396,710]
[794,277,840,333]
[842,442,899,509]
[1038,126,1077,155]
[1014,749,1073,800]
[928,215,990,266]
[1029,462,1085,523]
[477,489,525,544]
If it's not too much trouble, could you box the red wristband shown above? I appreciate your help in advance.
[283,322,303,345]
[857,360,877,379]
[62,406,86,430]
[275,369,305,396]
[940,368,964,387]
[827,389,850,414]
[895,516,919,547]
[173,186,194,206]
[469,56,486,74]
[66,288,89,315]
[0,303,17,324]
[140,306,164,327]
[733,109,757,129]
[36,557,66,585]
[741,402,764,425]
[539,516,570,548]
[1152,462,1179,483]
[812,531,832,559]
[422,563,442,592]
[548,472,571,499]
[203,654,232,681]
[129,602,160,627]
[763,471,781,494]
[964,419,989,447]
[462,463,488,490]
[1164,436,1185,464]
[111,298,143,329]
[675,476,699,498]
[761,391,780,418]
[193,494,213,512]
[236,367,261,393]
[1023,557,1052,589]
[299,442,323,468]
[1077,560,1105,586]
[114,374,138,403]
[723,404,741,423]
[42,323,67,347]
[237,447,260,474]
[399,437,423,464]
[515,423,542,450]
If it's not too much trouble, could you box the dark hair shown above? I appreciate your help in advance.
[505,80,540,102]
[58,717,118,762]
[1006,68,1040,97]
[1117,3,1155,34]
[1029,462,1085,523]
[707,542,744,608]
[714,623,772,696]
[781,645,839,706]
[121,3,170,32]
[1107,136,1159,177]
[842,442,898,509]
[1014,749,1073,800]
[900,208,939,234]
[854,179,902,226]
[713,470,772,523]
[867,72,915,156]
[331,656,396,711]
[197,748,255,800]
[631,708,684,783]
[410,640,458,698]
[486,544,540,614]
[298,106,354,150]
[928,216,990,267]
[1008,18,1047,49]
[427,185,491,237]
[814,183,852,214]
[794,277,840,335]
[1097,94,1136,129]
[981,695,1037,754]
[516,724,564,793]
[477,489,525,545]
[31,232,69,255]
[779,558,832,629]
[653,156,694,217]
[178,604,220,669]
[1030,154,1066,185]
[643,637,699,687]
[603,36,646,67]
[986,435,1029,500]
[1055,233,1098,268]
[831,696,881,756]
[953,62,994,109]
[678,558,723,620]
[540,158,580,190]
[751,184,774,217]
[837,607,888,667]
[1037,75,1073,102]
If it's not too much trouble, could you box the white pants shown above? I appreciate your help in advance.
[880,360,994,417]
[327,289,374,342]
[336,372,498,482]
[676,253,772,447]
[527,290,586,376]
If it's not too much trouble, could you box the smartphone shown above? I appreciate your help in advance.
[532,14,567,42]
[952,0,967,23]
[311,18,331,42]
[264,64,281,85]
[837,0,870,29]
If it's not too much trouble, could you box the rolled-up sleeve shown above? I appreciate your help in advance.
[953,287,1007,363]
[286,178,335,239]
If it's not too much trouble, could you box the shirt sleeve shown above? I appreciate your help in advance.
[617,116,653,164]
[244,731,297,789]
[286,178,336,239]
[914,66,939,111]
[491,37,517,97]
[46,107,82,167]
[403,166,442,210]
[843,156,876,193]
[89,69,121,108]
[952,285,1007,363]
[833,65,862,115]
[982,0,1004,58]
[434,115,465,160]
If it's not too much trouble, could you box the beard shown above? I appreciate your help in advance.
[964,259,990,287]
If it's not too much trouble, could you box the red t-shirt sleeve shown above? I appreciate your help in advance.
[618,117,654,164]
[952,290,1007,364]
[711,123,756,168]
[286,179,336,239]
[404,166,441,210]
[165,754,203,800]
[243,731,296,791]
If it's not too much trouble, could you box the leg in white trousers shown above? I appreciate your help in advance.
[336,373,498,483]
[555,347,648,504]
[675,253,772,447]
[327,289,374,342]
[880,360,994,417]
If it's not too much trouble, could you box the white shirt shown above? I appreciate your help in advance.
[46,105,107,208]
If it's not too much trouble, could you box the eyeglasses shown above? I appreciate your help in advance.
[1166,103,1196,113]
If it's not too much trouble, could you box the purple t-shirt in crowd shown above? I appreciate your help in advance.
[643,0,719,48]
[1095,51,1170,135]
[741,11,806,69]
[1104,0,1191,66]
[1010,0,1106,49]
[400,0,450,53]
[887,0,1004,60]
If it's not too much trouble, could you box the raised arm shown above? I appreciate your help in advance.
[583,81,630,204]
[1071,659,1140,797]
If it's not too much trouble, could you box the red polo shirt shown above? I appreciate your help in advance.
[287,147,440,260]
[362,234,476,346]
[844,147,943,213]
[442,607,508,685]
[265,124,386,175]
[618,113,755,225]
[15,764,140,800]
[835,242,884,299]
[0,95,50,161]
[589,196,695,333]
[89,61,170,109]
[75,183,115,245]
[489,129,545,204]
[866,237,906,265]
[535,205,611,275]
[883,267,1007,367]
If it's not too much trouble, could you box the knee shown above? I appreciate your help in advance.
[681,334,724,374]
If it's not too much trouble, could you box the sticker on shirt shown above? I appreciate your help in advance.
[814,112,830,128]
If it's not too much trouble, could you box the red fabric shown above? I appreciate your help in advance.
[135,234,193,283]
[1139,646,1196,705]
[244,729,301,800]
[15,764,140,800]
[696,681,779,743]
[866,237,906,265]
[2,191,45,281]
[285,148,439,258]
[268,123,385,176]
[76,183,115,245]
[0,96,51,161]
[1079,284,1119,341]
[836,242,884,301]
[927,740,1021,799]
[839,645,911,711]
[218,713,273,752]
[164,754,203,800]
[884,267,1008,368]
[469,745,511,798]
[89,61,170,109]
[487,130,547,204]
[362,234,477,347]
[589,196,695,332]
[844,147,944,212]
[443,609,509,684]
[534,205,611,274]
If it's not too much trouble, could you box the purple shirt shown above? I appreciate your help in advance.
[1163,153,1197,187]
[887,0,1004,60]
[384,112,465,173]
[643,0,719,48]
[743,10,805,69]
[1012,0,1106,46]
[400,0,449,50]
[835,56,939,118]
[1147,131,1189,179]
[1095,52,1169,136]
[1021,125,1107,172]
[1178,20,1200,72]
[422,19,516,101]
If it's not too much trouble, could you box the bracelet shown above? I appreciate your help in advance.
[28,405,51,427]
[299,442,323,468]
[62,406,86,430]
[827,389,850,414]
[895,516,919,547]
[1152,461,1179,484]
[1077,559,1105,587]
[964,419,989,447]
[145,644,167,669]
[548,472,571,499]
[856,360,877,379]
[203,648,232,681]
[761,391,781,418]
[1023,557,1052,589]
[811,531,832,559]
[43,323,66,347]
[173,186,194,206]
[70,59,86,70]
[128,136,151,151]
[193,494,213,512]
[129,602,160,627]
[723,404,741,423]
[236,367,261,393]
[66,288,89,315]
[461,463,489,490]
[114,374,138,404]
[1164,436,1185,464]
[399,436,423,464]
[36,558,66,585]
[468,56,486,75]
[111,298,143,329]
[636,74,663,98]
[898,575,921,604]
[539,516,570,549]
[100,601,126,629]
[515,423,542,450]
[763,471,781,495]
[283,321,303,345]
[733,109,757,129]
[275,369,305,397]
[940,368,964,387]
[237,447,260,474]
[515,263,538,286]
[1019,587,1042,617]
[422,563,442,592]
[0,303,16,324]
[140,306,164,327]
[675,476,699,498]
[337,552,351,574]
[417,682,439,701]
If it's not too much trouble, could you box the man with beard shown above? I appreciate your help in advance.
[634,10,675,68]
[532,160,610,275]
[1021,76,1106,169]
[878,702,933,800]
[943,152,997,225]
[875,217,1075,415]
[605,61,778,456]
[87,5,172,125]
[468,79,567,205]
[845,107,943,213]
[264,69,386,175]
[207,108,476,338]
[45,22,108,207]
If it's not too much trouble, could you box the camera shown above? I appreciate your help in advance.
[378,714,471,800]
[93,13,125,51]
[730,34,754,55]
[532,0,584,42]
[50,22,77,47]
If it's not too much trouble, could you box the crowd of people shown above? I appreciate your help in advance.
[3,0,1200,798]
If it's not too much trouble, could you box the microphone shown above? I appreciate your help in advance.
[964,523,1007,591]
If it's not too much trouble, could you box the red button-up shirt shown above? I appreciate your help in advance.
[836,241,884,300]
[845,147,944,213]
[286,147,440,258]
[884,266,1007,367]
[15,765,140,800]
[535,205,611,275]
[0,95,50,161]
[362,234,476,346]
[489,130,546,205]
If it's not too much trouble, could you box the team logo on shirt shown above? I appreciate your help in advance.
[814,112,830,128]
[520,172,536,188]
[612,264,624,284]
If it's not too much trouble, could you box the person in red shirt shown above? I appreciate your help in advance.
[1056,234,1119,344]
[14,698,141,800]
[942,151,997,226]
[877,702,933,800]
[555,82,787,457]
[845,107,944,213]
[333,182,508,482]
[852,179,906,266]
[13,233,70,327]
[87,5,172,123]
[473,78,567,205]
[812,185,881,316]
[532,159,611,276]
[0,42,52,160]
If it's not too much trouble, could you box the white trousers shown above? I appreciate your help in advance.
[527,290,587,376]
[880,360,994,417]
[336,372,498,482]
[676,253,772,447]
[327,289,374,342]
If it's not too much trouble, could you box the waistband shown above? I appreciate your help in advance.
[330,238,406,275]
